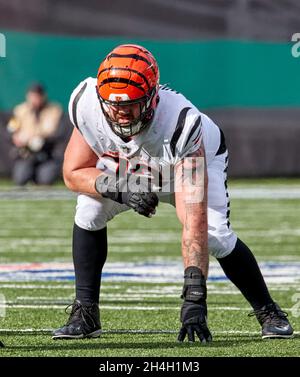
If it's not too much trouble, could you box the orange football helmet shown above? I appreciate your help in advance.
[96,44,160,138]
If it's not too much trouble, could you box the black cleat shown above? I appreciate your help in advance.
[52,300,101,339]
[248,302,294,339]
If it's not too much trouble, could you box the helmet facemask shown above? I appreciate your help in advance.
[97,86,158,138]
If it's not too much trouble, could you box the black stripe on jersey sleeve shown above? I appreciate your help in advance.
[72,82,87,130]
[183,115,202,150]
[215,128,227,156]
[170,107,191,157]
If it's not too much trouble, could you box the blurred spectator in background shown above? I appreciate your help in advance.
[7,84,63,186]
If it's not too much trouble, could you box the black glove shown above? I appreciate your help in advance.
[95,173,159,218]
[178,266,212,343]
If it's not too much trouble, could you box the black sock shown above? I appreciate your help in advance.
[72,223,107,305]
[217,238,273,310]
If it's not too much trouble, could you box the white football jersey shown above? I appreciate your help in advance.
[68,77,222,192]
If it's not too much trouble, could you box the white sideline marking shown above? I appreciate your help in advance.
[0,283,299,293]
[15,293,241,301]
[1,186,300,200]
[0,284,75,289]
[0,303,293,312]
[230,187,300,199]
[0,189,76,200]
[237,229,300,237]
[15,295,182,300]
[0,328,299,335]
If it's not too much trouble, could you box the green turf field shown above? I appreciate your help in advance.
[0,180,299,357]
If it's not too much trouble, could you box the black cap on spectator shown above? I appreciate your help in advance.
[28,83,46,95]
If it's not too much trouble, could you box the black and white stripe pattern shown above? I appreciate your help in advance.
[224,153,231,228]
[170,107,191,157]
[216,128,227,156]
[170,108,202,158]
[183,115,202,150]
[71,82,87,130]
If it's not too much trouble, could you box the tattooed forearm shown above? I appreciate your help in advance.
[181,201,208,277]
[175,142,209,278]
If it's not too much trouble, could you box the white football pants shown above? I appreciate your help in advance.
[74,151,237,259]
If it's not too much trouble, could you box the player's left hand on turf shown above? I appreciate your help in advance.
[178,300,212,343]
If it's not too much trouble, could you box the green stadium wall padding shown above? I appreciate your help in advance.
[0,30,299,111]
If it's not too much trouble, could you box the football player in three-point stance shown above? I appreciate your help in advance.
[53,44,293,342]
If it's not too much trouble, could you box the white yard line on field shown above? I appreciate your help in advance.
[234,229,300,237]
[0,328,299,335]
[229,187,300,199]
[1,283,297,294]
[0,303,294,312]
[0,284,74,289]
[0,186,300,200]
[0,189,76,200]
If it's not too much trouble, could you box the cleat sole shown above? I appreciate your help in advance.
[52,329,102,340]
[262,333,294,339]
